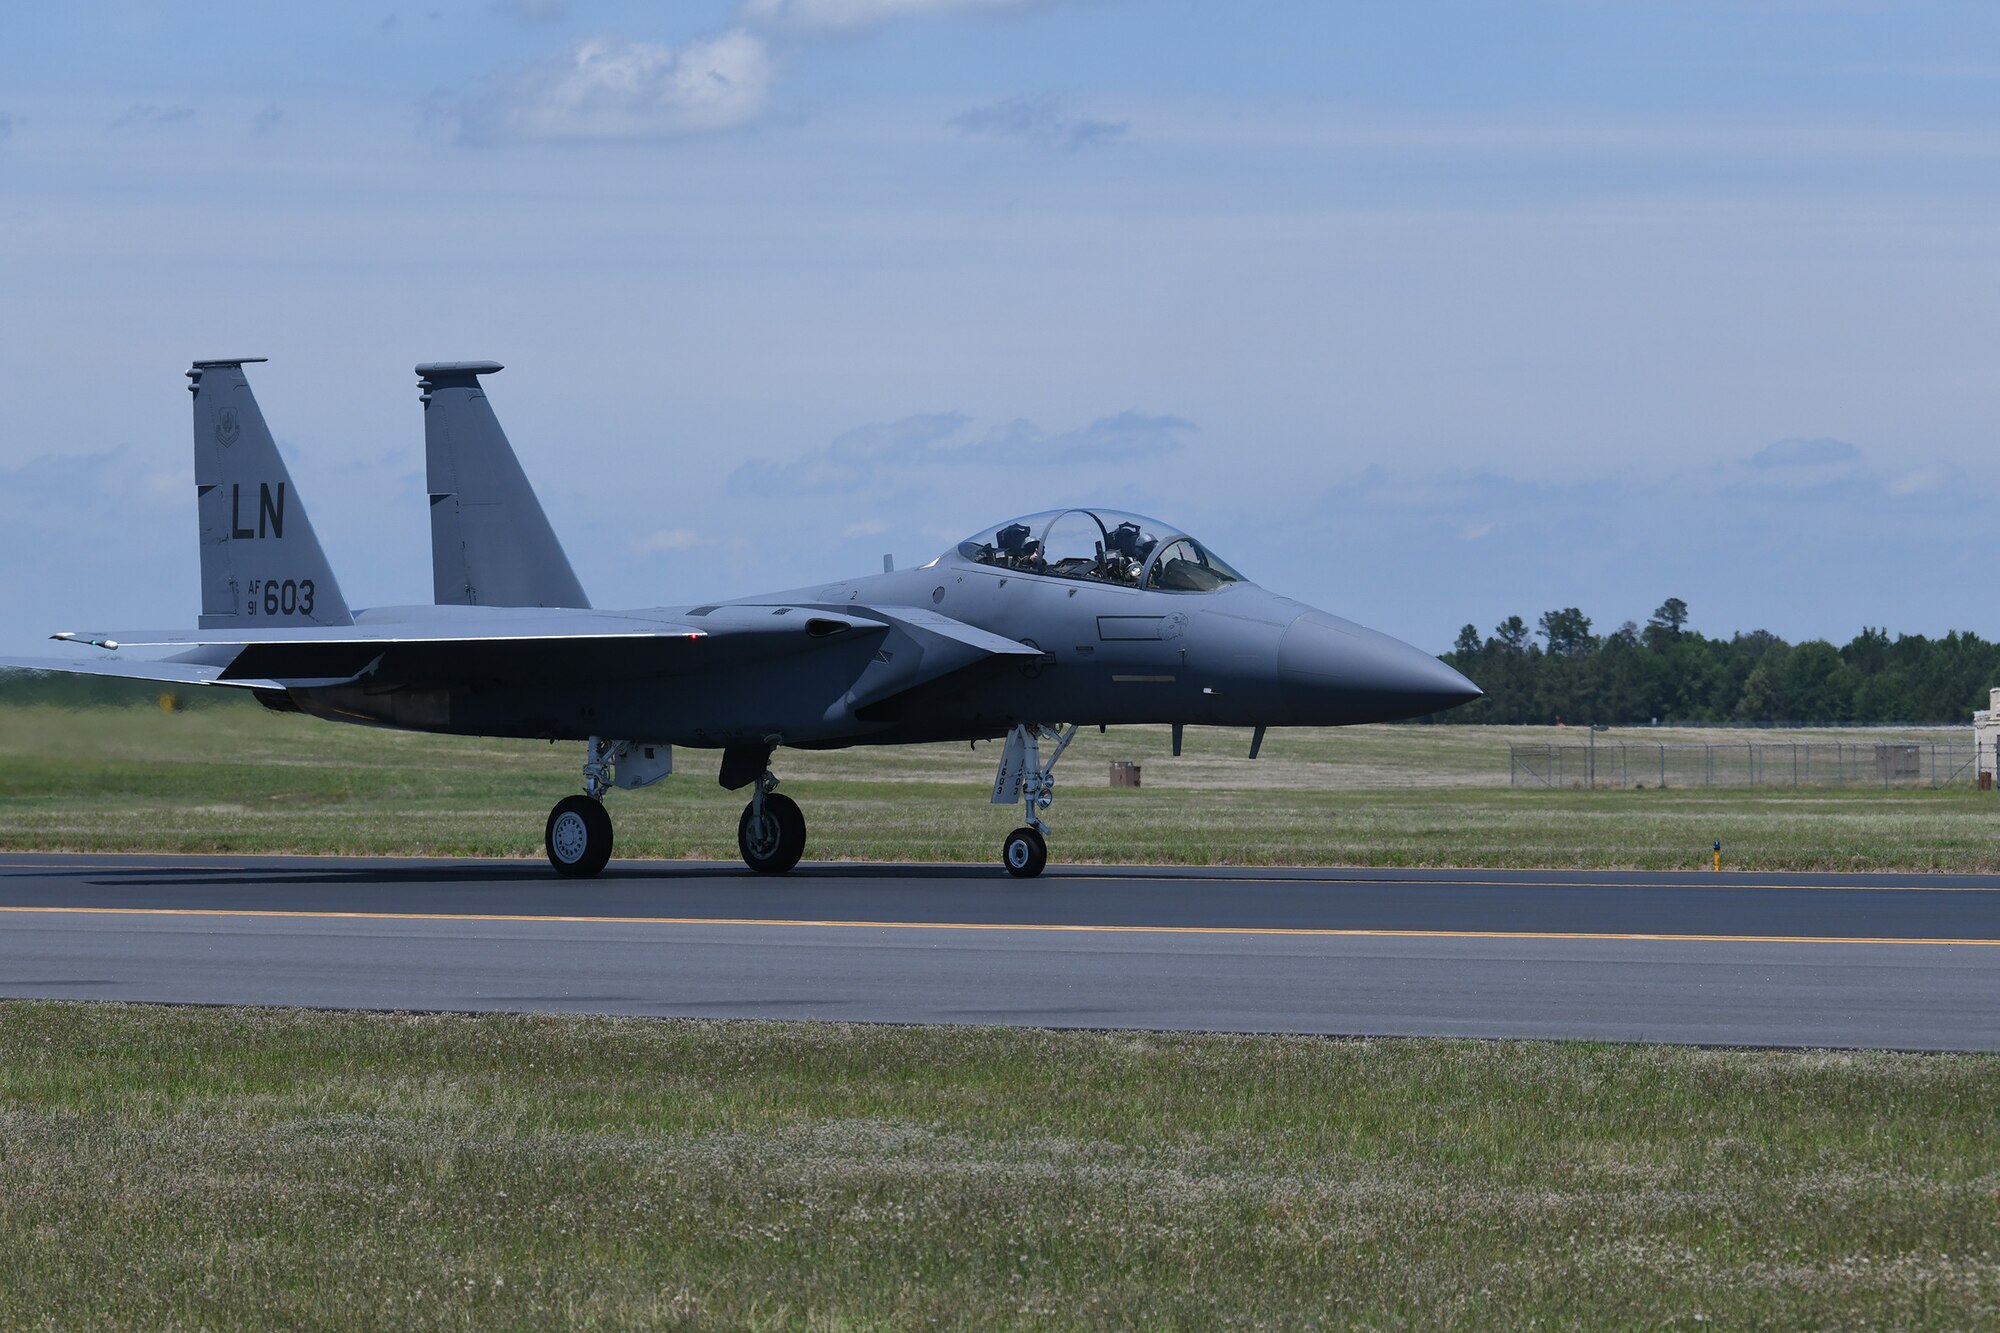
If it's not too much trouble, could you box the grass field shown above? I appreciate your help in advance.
[0,1002,1995,1330]
[0,702,1994,870]
[6,706,1997,1329]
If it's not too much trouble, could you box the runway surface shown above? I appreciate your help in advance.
[3,853,1999,1049]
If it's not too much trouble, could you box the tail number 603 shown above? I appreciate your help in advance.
[249,578,316,617]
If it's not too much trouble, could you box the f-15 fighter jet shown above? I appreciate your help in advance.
[3,360,1481,877]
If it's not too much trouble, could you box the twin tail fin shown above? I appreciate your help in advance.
[417,361,590,609]
[188,359,353,630]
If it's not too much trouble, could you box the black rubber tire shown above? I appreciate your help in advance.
[546,795,613,878]
[1002,826,1048,878]
[738,792,806,874]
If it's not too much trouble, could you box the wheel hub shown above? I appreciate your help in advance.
[550,810,589,863]
[745,813,780,859]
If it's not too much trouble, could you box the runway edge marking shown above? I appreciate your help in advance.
[1,903,1997,947]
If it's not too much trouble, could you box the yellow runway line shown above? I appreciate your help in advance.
[0,903,1995,947]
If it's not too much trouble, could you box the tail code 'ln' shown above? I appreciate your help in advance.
[188,359,353,629]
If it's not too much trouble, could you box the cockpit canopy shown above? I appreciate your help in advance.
[954,508,1247,592]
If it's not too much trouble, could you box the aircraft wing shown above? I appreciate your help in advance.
[33,604,1037,692]
[0,655,286,690]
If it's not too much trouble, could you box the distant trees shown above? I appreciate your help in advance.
[1432,600,2000,725]
[1537,608,1593,658]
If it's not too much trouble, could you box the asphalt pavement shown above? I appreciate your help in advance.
[2,853,1996,1049]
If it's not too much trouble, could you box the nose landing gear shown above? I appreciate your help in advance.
[994,722,1075,878]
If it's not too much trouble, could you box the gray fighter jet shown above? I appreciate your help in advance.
[3,360,1481,877]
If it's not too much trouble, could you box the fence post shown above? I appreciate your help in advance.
[1659,744,1666,789]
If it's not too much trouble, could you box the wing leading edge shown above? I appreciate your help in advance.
[29,604,1040,695]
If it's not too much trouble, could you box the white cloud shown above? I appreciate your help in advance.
[1746,436,1860,469]
[952,94,1127,152]
[1888,466,1947,496]
[740,0,1036,32]
[729,412,969,496]
[727,410,1192,497]
[469,31,774,142]
[108,105,194,132]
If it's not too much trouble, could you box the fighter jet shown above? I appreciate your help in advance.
[3,359,1482,877]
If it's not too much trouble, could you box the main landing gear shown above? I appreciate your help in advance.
[545,738,620,877]
[543,737,810,878]
[993,722,1076,878]
[544,728,1074,880]
[737,770,806,874]
[721,741,805,874]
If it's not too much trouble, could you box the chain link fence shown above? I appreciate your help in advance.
[1508,739,1979,789]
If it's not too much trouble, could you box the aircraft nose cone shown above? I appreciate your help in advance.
[1278,612,1483,724]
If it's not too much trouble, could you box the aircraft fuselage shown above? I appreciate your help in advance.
[288,560,1476,749]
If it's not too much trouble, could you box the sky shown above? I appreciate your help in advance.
[3,0,1999,659]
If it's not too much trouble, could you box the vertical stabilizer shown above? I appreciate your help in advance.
[188,359,353,630]
[416,361,590,609]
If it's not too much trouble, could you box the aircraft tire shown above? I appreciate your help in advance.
[739,792,806,874]
[546,795,613,878]
[1002,826,1047,878]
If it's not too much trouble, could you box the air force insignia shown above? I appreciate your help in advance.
[216,407,240,447]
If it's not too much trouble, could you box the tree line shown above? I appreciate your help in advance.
[1434,599,2000,725]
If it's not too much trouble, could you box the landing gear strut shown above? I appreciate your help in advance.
[545,737,618,877]
[994,723,1075,878]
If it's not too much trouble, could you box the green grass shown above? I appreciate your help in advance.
[1,1002,1995,1329]
[0,703,1995,870]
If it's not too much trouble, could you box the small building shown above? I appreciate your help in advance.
[1977,689,2000,786]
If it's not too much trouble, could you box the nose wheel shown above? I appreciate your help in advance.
[1002,826,1047,878]
[991,723,1075,878]
[546,794,613,878]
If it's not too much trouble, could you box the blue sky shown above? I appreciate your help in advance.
[4,0,1999,657]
